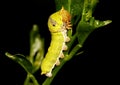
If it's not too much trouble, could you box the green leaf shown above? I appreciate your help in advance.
[76,19,112,45]
[76,0,112,45]
[55,0,84,24]
[29,24,44,73]
[93,19,112,28]
[30,24,42,59]
[81,0,99,22]
[76,21,95,45]
[5,52,33,73]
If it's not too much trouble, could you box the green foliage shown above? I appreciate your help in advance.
[5,52,33,74]
[76,19,111,45]
[5,24,44,85]
[5,0,112,85]
[29,25,44,73]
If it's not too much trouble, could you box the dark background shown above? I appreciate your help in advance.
[0,0,113,85]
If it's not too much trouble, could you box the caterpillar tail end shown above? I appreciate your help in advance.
[41,71,52,77]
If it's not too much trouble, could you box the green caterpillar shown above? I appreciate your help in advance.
[41,7,72,77]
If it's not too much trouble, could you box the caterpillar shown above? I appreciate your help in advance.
[41,7,72,77]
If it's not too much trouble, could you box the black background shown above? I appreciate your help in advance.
[0,0,113,85]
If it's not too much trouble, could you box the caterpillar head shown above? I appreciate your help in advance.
[48,7,71,33]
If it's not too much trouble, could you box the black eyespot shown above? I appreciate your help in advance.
[52,24,56,26]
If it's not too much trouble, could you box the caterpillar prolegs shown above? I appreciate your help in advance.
[41,7,72,77]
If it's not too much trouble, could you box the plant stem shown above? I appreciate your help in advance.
[68,0,71,12]
[67,33,77,54]
[24,74,31,85]
[65,44,82,61]
[30,74,40,85]
[24,73,40,85]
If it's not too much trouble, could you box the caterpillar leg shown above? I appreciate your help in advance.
[65,36,70,42]
[60,52,64,58]
[56,59,60,66]
[62,44,68,50]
